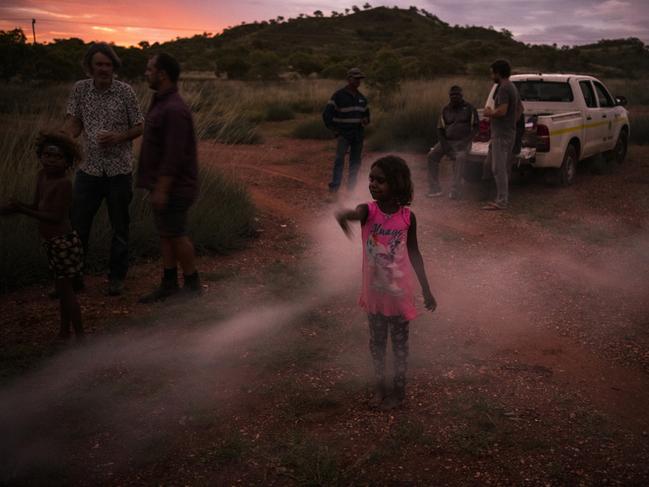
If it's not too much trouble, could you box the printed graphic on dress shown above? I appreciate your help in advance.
[366,224,405,296]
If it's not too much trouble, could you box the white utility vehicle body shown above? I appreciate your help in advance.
[468,74,630,185]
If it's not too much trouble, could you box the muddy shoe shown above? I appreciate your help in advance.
[481,201,507,211]
[139,269,179,304]
[369,381,386,409]
[181,272,202,298]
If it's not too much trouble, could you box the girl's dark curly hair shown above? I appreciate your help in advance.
[371,155,414,206]
[35,131,82,167]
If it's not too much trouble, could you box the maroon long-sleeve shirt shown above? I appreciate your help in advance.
[137,87,198,200]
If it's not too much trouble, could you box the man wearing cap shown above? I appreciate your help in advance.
[427,85,479,199]
[322,67,370,193]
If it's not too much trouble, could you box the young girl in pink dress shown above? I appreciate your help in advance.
[336,155,436,410]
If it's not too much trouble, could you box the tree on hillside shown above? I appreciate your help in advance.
[363,2,372,9]
[289,52,323,75]
[248,50,281,80]
[369,48,402,97]
[345,8,350,14]
[352,6,361,13]
[277,16,285,22]
[215,49,251,79]
[0,29,29,80]
[314,10,324,18]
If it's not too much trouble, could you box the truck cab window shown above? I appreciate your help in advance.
[593,82,614,108]
[579,81,597,108]
[513,81,573,102]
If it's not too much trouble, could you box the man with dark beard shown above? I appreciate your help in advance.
[137,53,200,303]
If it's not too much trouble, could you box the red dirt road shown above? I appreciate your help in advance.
[1,138,649,485]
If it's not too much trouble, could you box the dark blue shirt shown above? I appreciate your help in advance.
[322,87,370,138]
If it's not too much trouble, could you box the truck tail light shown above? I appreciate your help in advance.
[536,124,551,152]
[475,118,490,142]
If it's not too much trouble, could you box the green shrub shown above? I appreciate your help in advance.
[321,63,348,79]
[292,118,334,140]
[265,103,295,122]
[290,98,322,114]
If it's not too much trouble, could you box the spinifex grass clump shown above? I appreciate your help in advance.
[292,118,335,140]
[183,79,335,143]
[264,103,295,122]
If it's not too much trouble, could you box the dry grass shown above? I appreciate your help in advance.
[0,82,255,292]
[2,75,645,290]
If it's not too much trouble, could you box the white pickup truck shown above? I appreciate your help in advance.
[467,74,630,185]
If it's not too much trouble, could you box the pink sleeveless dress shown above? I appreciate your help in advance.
[359,202,418,321]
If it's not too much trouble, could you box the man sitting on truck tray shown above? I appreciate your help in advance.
[482,59,522,210]
[427,85,479,200]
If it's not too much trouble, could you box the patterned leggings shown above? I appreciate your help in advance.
[368,314,410,390]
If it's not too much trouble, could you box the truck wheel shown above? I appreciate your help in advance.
[612,129,628,164]
[558,145,578,186]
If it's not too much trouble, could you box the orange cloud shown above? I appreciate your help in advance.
[1,0,224,45]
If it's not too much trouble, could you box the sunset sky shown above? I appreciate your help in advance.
[1,0,647,47]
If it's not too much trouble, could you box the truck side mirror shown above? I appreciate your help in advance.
[615,95,628,107]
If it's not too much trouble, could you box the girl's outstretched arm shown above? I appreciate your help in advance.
[335,204,369,238]
[407,212,437,311]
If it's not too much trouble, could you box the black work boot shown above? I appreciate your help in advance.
[182,271,202,297]
[138,268,179,304]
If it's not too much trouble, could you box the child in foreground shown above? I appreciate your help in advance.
[336,155,436,410]
[1,132,84,340]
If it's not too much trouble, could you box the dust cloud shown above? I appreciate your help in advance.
[2,168,649,483]
[0,212,363,482]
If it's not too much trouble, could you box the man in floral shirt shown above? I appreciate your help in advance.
[63,43,143,296]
